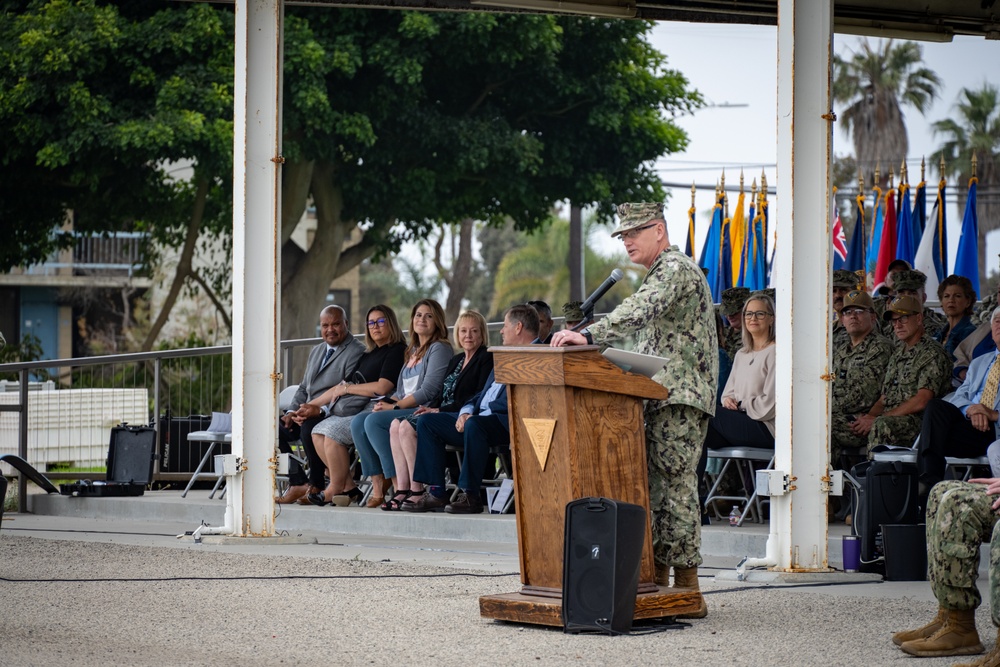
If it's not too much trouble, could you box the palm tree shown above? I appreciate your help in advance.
[490,214,640,321]
[833,39,941,186]
[934,84,1000,286]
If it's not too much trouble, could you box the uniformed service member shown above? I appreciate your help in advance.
[561,301,585,331]
[891,478,1000,663]
[830,290,892,464]
[877,269,947,341]
[851,295,952,450]
[720,287,750,361]
[551,202,718,619]
[832,269,859,346]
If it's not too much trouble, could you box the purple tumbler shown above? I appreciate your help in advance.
[842,535,860,572]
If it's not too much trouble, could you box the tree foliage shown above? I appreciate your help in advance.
[833,39,941,185]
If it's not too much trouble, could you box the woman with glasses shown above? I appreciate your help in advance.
[389,310,494,512]
[704,294,777,450]
[351,299,452,509]
[302,305,406,506]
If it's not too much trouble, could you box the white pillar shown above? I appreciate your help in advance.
[231,0,283,536]
[772,0,834,570]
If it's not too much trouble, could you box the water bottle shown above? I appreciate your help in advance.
[728,505,741,526]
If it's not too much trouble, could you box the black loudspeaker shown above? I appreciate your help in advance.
[562,497,646,635]
[851,459,919,575]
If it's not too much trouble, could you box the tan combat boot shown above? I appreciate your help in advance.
[953,628,1000,667]
[900,609,984,657]
[654,563,670,587]
[892,608,947,646]
[671,566,708,619]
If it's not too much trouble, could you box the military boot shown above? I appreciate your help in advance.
[953,628,1000,667]
[892,608,947,646]
[900,609,984,657]
[671,566,708,619]
[654,563,670,587]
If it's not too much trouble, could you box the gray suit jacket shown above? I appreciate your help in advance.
[290,337,365,416]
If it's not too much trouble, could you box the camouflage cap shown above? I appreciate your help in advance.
[887,258,912,273]
[721,287,751,316]
[892,270,927,292]
[882,294,923,320]
[842,290,875,312]
[562,301,584,322]
[611,202,664,238]
[832,269,858,289]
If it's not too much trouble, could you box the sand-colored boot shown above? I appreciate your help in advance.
[892,608,947,646]
[654,563,670,587]
[671,566,708,619]
[953,628,1000,667]
[900,609,984,657]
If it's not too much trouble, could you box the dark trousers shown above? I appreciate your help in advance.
[704,407,775,451]
[916,399,995,486]
[413,412,508,492]
[278,416,325,488]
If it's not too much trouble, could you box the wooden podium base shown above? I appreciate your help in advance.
[479,587,704,627]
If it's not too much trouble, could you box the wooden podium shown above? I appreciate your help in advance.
[479,346,703,626]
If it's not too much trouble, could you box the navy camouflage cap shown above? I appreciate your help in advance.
[892,269,927,292]
[882,294,923,320]
[562,301,584,322]
[611,202,664,237]
[832,269,858,289]
[721,287,751,316]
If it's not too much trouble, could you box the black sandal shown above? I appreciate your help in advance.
[381,490,412,511]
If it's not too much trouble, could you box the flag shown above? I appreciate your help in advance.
[873,186,898,291]
[832,213,847,267]
[685,203,696,259]
[866,187,884,283]
[912,180,927,246]
[933,178,948,280]
[844,193,867,276]
[895,182,916,265]
[914,195,942,299]
[954,177,980,296]
[761,196,772,287]
[729,191,747,285]
[744,207,766,290]
[700,194,725,302]
[739,199,756,287]
[719,214,734,293]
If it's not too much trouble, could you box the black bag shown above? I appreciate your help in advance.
[851,458,920,574]
[60,423,157,497]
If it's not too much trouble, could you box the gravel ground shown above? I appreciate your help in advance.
[2,531,996,667]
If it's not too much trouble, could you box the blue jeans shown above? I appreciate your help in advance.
[413,411,508,491]
[351,408,417,478]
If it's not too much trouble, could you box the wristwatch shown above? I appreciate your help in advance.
[580,328,594,345]
[320,405,331,418]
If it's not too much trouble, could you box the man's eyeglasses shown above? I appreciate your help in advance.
[840,309,868,318]
[367,318,387,328]
[744,310,772,321]
[619,223,658,241]
[890,314,913,325]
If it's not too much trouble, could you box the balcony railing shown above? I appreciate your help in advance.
[19,231,147,278]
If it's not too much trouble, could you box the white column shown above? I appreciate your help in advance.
[772,0,834,570]
[231,0,283,536]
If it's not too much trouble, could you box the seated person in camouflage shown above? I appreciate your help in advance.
[830,290,893,465]
[562,301,585,331]
[879,269,947,341]
[850,295,952,451]
[891,478,1000,662]
[720,287,749,362]
[831,269,859,345]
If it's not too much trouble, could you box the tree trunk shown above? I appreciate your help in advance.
[435,218,474,322]
[140,178,209,351]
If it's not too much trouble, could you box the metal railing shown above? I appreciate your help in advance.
[17,231,146,277]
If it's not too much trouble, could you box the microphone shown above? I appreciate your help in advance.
[577,269,624,322]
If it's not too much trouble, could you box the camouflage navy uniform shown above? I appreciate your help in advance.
[831,330,893,460]
[720,287,749,362]
[925,480,1000,624]
[868,334,952,450]
[723,327,743,362]
[590,212,717,571]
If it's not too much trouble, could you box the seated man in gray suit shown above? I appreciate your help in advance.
[916,306,1000,511]
[276,305,365,504]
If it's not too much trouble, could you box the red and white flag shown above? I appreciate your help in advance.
[832,211,847,262]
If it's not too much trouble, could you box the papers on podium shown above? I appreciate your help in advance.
[601,348,668,378]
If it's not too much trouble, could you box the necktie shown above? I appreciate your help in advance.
[980,357,1000,408]
[321,346,335,367]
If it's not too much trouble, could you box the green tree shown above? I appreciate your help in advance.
[933,83,1000,286]
[490,214,640,316]
[833,39,941,186]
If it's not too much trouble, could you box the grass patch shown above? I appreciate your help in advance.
[45,464,107,486]
[3,478,16,513]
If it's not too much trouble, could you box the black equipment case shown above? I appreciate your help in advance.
[851,458,920,575]
[60,423,157,497]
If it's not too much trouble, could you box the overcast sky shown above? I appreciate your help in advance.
[644,22,1000,273]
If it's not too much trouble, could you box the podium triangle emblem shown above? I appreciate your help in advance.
[522,418,556,471]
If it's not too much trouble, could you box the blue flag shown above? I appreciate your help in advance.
[895,183,915,265]
[954,178,980,296]
[934,180,948,281]
[912,181,927,245]
[845,196,867,273]
[720,215,734,293]
[700,196,724,302]
[866,189,884,280]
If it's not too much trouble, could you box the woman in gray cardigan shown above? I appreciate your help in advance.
[351,299,453,508]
